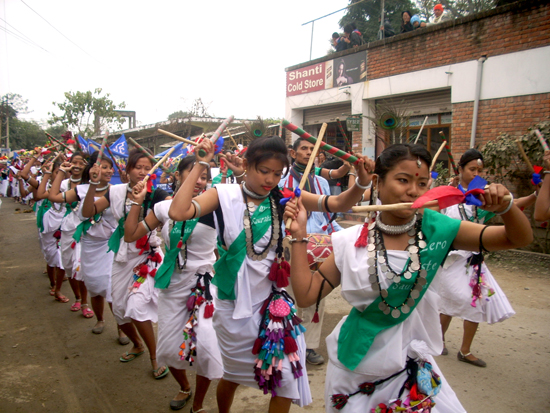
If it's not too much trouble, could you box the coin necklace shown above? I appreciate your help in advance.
[242,189,278,261]
[368,213,428,319]
[458,203,479,223]
[173,220,188,270]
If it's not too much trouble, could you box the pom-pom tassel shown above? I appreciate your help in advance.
[354,222,369,248]
[268,261,278,282]
[312,310,320,323]
[331,394,350,410]
[252,338,263,355]
[283,337,298,354]
[276,268,289,288]
[203,302,214,318]
[186,294,196,311]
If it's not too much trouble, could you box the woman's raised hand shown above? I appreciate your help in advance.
[89,163,101,182]
[132,181,148,203]
[479,183,511,213]
[195,140,215,164]
[355,154,374,187]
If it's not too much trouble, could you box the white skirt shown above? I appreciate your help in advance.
[81,235,114,301]
[41,230,63,268]
[0,180,8,196]
[325,350,465,413]
[438,254,515,324]
[157,271,223,379]
[111,248,160,325]
[60,230,82,281]
[213,297,312,406]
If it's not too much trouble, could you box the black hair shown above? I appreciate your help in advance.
[374,143,432,182]
[350,22,357,31]
[69,151,86,163]
[401,11,412,28]
[176,155,212,181]
[292,137,312,151]
[332,32,340,39]
[459,149,483,169]
[245,136,290,259]
[343,23,353,34]
[82,151,113,183]
[126,148,153,173]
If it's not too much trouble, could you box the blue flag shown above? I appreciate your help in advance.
[109,134,129,157]
[78,135,90,154]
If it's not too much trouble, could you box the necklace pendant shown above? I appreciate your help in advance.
[401,304,410,314]
[410,262,420,271]
[407,228,416,237]
[410,290,420,299]
[418,240,427,249]
[417,277,427,286]
[403,271,412,280]
[391,308,401,319]
[369,275,377,284]
[378,302,388,311]
[378,255,386,264]
[407,298,415,306]
[383,306,391,315]
[368,266,376,275]
[419,269,428,278]
[367,258,375,266]
[385,271,393,280]
[381,289,388,298]
[367,244,376,252]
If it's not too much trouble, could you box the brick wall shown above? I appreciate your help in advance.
[450,92,550,158]
[367,0,550,81]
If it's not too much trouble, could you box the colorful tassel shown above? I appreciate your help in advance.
[312,311,320,323]
[203,302,214,318]
[355,222,369,248]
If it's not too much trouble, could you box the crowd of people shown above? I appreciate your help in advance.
[332,3,453,51]
[1,131,547,412]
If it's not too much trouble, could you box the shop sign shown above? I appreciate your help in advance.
[286,62,326,97]
[346,116,361,131]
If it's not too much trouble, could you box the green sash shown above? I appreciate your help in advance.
[213,197,272,300]
[338,209,461,371]
[64,201,78,217]
[36,199,52,233]
[107,217,125,253]
[73,214,101,243]
[155,217,199,289]
[212,169,233,185]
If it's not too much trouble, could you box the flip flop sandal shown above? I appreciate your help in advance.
[81,305,94,318]
[153,365,169,380]
[70,300,82,311]
[49,287,56,296]
[169,390,192,411]
[54,294,70,303]
[120,350,145,362]
[190,408,206,413]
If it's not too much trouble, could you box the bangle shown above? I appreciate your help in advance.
[128,200,141,207]
[141,220,152,232]
[289,237,309,244]
[348,172,356,177]
[355,179,371,190]
[533,190,538,198]
[44,171,52,175]
[494,193,514,215]
[89,180,100,185]
[234,170,246,178]
[317,195,326,212]
[221,174,227,178]
[328,169,334,179]
[191,199,202,218]
[544,171,550,175]
[197,161,210,169]
[62,192,66,202]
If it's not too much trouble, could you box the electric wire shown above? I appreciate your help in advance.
[0,17,49,52]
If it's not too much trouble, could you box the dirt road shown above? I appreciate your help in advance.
[0,198,549,412]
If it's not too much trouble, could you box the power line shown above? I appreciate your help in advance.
[0,17,49,52]
[19,0,100,62]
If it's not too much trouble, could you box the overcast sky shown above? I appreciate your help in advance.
[1,0,348,130]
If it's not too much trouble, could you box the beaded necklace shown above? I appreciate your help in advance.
[242,188,278,261]
[367,213,427,319]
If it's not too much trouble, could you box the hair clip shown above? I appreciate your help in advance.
[416,157,422,168]
[477,158,483,166]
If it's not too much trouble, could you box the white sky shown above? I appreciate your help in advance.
[0,0,349,129]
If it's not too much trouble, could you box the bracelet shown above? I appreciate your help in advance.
[44,171,52,175]
[493,193,514,215]
[533,190,538,198]
[128,200,141,207]
[62,192,66,202]
[234,170,246,178]
[89,180,100,185]
[191,199,202,218]
[197,161,210,169]
[348,172,356,177]
[289,237,309,244]
[317,195,326,212]
[328,169,334,180]
[355,179,371,190]
[221,174,227,178]
[141,219,152,232]
[544,171,550,175]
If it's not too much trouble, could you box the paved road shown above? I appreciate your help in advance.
[0,198,549,412]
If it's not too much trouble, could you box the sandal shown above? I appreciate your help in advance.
[70,300,82,312]
[54,294,70,303]
[457,351,487,367]
[153,365,169,380]
[81,305,94,318]
[49,287,56,296]
[170,389,192,411]
[190,408,206,413]
[120,350,145,362]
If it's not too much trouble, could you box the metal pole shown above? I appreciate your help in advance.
[309,21,315,61]
[380,0,385,40]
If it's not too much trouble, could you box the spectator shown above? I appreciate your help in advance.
[343,23,364,47]
[379,17,395,39]
[401,11,414,33]
[427,3,452,26]
[411,14,427,29]
[332,32,348,52]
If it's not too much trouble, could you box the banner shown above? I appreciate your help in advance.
[109,134,129,157]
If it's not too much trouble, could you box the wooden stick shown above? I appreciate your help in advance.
[285,123,328,228]
[515,140,535,174]
[105,145,124,177]
[225,128,238,149]
[336,118,352,152]
[535,129,549,151]
[430,140,447,173]
[413,116,429,144]
[143,147,176,183]
[198,115,233,158]
[158,129,198,146]
[440,131,458,175]
[278,119,283,138]
[44,132,72,152]
[352,194,512,212]
[96,131,109,166]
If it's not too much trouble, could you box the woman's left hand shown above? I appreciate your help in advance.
[355,155,374,187]
[478,183,511,212]
[284,196,308,237]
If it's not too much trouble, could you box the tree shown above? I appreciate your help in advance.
[1,93,46,150]
[340,0,419,43]
[167,98,213,121]
[48,88,126,138]
[416,0,496,20]
[168,110,193,120]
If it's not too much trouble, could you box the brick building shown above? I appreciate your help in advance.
[284,0,550,169]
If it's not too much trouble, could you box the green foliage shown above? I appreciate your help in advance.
[1,93,46,150]
[432,162,450,187]
[168,110,193,120]
[416,0,496,21]
[340,0,420,42]
[48,88,126,138]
